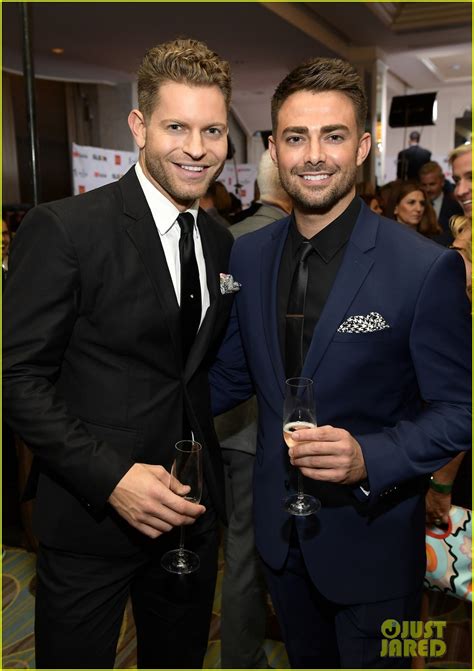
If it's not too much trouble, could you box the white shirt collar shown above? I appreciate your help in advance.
[135,161,199,234]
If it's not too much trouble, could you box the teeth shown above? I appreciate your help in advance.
[302,174,330,181]
[181,165,204,172]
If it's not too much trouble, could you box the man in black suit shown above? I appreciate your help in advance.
[396,130,431,180]
[3,38,234,669]
[419,160,463,245]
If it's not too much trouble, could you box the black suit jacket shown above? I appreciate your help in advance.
[433,193,464,246]
[396,145,431,180]
[2,167,234,554]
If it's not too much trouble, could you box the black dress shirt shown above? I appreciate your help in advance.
[278,196,361,363]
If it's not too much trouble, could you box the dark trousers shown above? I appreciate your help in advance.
[35,513,218,669]
[261,526,422,669]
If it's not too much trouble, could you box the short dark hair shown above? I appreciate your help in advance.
[419,161,443,178]
[271,57,367,134]
[137,37,231,120]
[409,131,420,142]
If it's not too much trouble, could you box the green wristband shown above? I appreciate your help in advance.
[429,476,453,494]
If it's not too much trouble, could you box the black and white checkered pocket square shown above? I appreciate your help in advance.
[337,311,390,334]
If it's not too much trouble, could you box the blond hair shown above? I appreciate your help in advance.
[450,215,472,261]
[448,144,472,166]
[137,38,231,119]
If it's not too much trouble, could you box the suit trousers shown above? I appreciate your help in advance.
[220,448,269,668]
[34,508,218,669]
[261,524,422,669]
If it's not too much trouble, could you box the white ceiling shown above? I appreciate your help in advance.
[2,2,471,133]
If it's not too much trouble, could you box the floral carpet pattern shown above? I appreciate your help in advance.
[2,546,289,669]
[2,546,471,669]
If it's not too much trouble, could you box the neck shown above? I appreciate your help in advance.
[294,187,356,238]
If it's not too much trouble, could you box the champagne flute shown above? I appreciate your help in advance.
[283,377,321,516]
[161,439,203,574]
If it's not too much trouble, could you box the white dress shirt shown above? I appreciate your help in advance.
[431,193,443,219]
[135,162,210,327]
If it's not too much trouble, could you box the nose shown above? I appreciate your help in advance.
[182,130,206,159]
[455,178,470,199]
[305,137,326,166]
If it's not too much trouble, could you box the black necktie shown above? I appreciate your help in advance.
[285,241,313,378]
[177,212,202,361]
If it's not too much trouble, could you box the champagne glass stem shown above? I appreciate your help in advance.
[178,526,186,552]
[297,469,305,497]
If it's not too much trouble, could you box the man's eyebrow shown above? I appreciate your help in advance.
[320,124,350,134]
[281,126,308,135]
[281,124,351,135]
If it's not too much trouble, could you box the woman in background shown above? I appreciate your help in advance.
[426,215,471,526]
[385,180,441,239]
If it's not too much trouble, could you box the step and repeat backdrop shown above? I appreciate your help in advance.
[71,143,257,208]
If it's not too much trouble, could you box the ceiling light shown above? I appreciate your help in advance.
[51,48,64,55]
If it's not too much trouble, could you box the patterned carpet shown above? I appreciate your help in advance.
[2,546,471,669]
[1,545,289,669]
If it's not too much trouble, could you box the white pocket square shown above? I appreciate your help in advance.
[337,311,390,334]
[220,273,241,295]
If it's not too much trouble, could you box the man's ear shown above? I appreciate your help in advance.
[128,109,147,150]
[268,136,278,165]
[356,132,372,167]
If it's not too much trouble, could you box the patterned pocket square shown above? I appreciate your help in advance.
[220,273,241,295]
[337,311,390,334]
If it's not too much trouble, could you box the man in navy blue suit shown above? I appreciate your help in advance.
[210,58,471,668]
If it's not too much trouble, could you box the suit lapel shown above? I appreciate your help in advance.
[184,210,222,380]
[302,204,378,380]
[120,169,181,361]
[261,218,291,397]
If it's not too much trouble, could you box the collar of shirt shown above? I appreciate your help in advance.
[289,196,361,263]
[135,162,199,234]
[431,192,443,216]
[134,162,210,322]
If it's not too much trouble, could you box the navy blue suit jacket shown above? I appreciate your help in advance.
[210,200,471,604]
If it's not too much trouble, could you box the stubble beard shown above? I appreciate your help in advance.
[280,163,358,213]
[144,150,222,207]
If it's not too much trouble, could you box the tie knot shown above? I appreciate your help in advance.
[298,241,313,264]
[177,212,195,236]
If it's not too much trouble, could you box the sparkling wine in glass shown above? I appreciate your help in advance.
[161,439,203,574]
[283,377,321,516]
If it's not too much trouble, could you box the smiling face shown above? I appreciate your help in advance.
[268,90,371,226]
[452,150,472,216]
[128,81,228,210]
[394,190,426,227]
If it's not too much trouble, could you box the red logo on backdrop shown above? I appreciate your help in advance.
[115,155,122,165]
[79,185,86,194]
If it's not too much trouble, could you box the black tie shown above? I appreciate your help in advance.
[285,241,313,378]
[177,212,202,361]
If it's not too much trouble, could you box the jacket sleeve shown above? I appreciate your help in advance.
[2,205,135,511]
[357,249,471,502]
